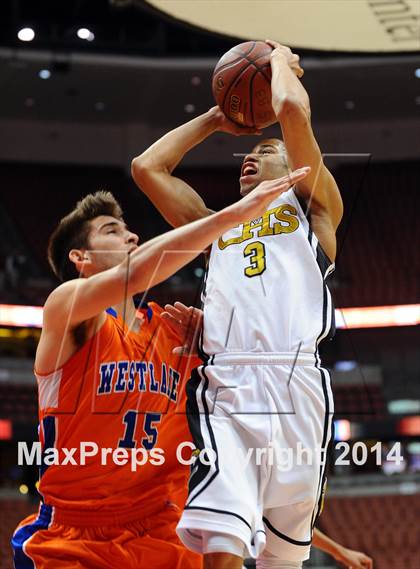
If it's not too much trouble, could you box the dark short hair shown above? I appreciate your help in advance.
[48,191,123,282]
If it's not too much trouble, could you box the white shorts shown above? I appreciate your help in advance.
[177,352,334,563]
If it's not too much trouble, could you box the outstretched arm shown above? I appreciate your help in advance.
[45,167,310,328]
[267,40,343,261]
[313,528,373,569]
[131,107,260,228]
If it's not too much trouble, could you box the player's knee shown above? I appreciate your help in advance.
[257,550,302,569]
[202,531,245,568]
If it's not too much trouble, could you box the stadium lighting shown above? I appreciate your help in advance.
[334,419,351,441]
[17,27,35,42]
[38,69,51,80]
[0,419,12,440]
[77,28,95,41]
[1,303,419,330]
[415,68,420,78]
[388,400,420,415]
[334,360,357,372]
[0,304,43,327]
[335,304,420,329]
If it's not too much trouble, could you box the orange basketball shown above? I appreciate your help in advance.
[212,40,276,129]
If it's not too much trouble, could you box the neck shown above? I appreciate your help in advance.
[112,297,141,333]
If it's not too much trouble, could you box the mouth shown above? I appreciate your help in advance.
[240,161,259,183]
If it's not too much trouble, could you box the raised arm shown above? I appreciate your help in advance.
[45,167,310,328]
[267,40,343,261]
[131,107,260,228]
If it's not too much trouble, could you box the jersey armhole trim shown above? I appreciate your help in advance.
[292,188,335,272]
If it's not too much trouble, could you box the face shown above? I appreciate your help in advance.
[71,215,139,276]
[239,138,290,196]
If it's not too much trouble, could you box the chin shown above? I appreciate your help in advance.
[240,185,257,197]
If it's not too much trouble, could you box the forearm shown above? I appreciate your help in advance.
[133,108,219,173]
[312,528,343,560]
[126,206,233,294]
[270,54,310,118]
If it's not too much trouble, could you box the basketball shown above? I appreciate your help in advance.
[212,40,276,129]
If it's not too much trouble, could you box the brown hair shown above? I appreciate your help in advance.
[48,191,123,282]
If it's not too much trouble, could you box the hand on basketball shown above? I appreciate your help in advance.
[161,302,203,356]
[336,546,373,569]
[211,106,263,136]
[265,39,304,78]
[233,166,310,223]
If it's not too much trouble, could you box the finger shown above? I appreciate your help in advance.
[265,167,311,195]
[266,167,310,190]
[161,311,175,320]
[161,312,186,329]
[245,128,263,135]
[161,312,182,326]
[163,305,185,320]
[232,125,263,136]
[173,303,201,324]
[281,166,311,185]
[173,301,190,312]
[172,346,190,356]
[265,39,277,49]
[169,302,192,317]
[297,66,304,78]
[240,127,263,136]
[161,314,186,336]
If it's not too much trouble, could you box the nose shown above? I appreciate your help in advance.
[243,153,258,165]
[126,230,139,246]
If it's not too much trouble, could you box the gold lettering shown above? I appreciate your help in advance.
[244,241,266,277]
[218,204,299,250]
[242,209,274,240]
[218,232,244,250]
[273,205,299,234]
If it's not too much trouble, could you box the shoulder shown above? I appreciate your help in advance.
[43,280,79,324]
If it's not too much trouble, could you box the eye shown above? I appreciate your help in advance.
[107,230,117,234]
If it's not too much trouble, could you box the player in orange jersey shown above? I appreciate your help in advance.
[12,172,309,568]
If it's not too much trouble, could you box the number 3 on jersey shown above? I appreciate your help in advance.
[118,410,161,449]
[244,241,266,277]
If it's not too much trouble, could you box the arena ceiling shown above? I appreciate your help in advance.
[0,0,419,167]
[148,0,420,53]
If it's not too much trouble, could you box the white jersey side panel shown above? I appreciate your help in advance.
[201,188,335,356]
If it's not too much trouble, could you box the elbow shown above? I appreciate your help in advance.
[131,155,152,183]
[131,154,171,185]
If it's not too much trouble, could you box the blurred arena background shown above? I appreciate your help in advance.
[0,1,419,568]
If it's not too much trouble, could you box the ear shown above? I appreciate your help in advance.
[69,249,90,276]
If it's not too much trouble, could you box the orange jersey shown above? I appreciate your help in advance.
[13,502,201,569]
[35,302,200,512]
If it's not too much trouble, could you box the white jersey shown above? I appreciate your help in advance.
[201,188,335,359]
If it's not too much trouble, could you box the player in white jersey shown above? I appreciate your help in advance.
[132,40,343,569]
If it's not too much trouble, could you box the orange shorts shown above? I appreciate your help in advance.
[12,501,202,569]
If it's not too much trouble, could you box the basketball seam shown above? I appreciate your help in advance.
[214,41,256,74]
[245,58,272,84]
[258,63,272,84]
[249,67,260,128]
[216,42,273,126]
[221,61,253,118]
